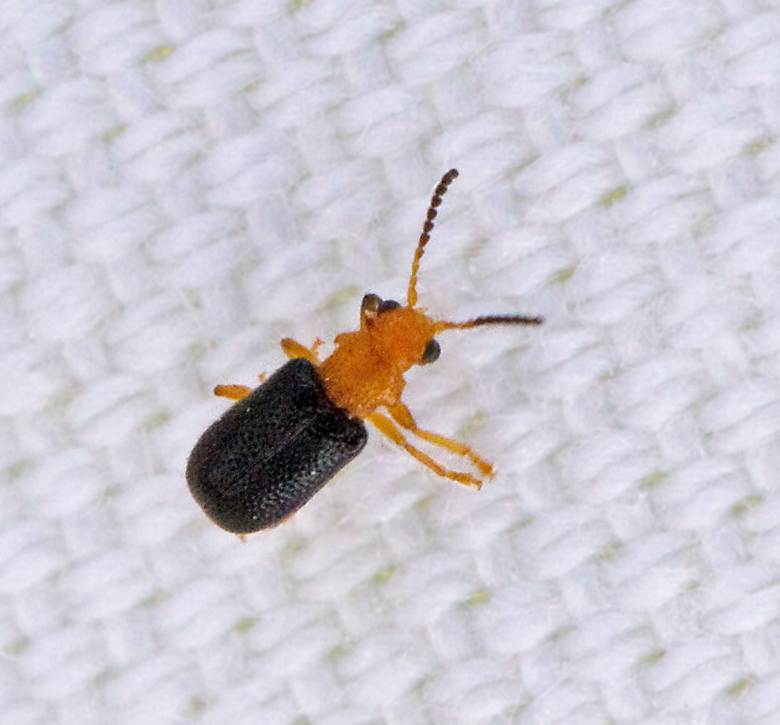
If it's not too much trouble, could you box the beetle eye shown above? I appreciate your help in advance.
[378,298,400,314]
[421,338,440,365]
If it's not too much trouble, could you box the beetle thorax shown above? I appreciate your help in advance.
[317,306,436,419]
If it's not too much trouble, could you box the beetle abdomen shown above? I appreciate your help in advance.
[186,358,368,533]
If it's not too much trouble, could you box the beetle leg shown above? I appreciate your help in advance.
[214,384,253,401]
[214,373,266,401]
[385,402,495,480]
[281,337,324,364]
[367,411,483,489]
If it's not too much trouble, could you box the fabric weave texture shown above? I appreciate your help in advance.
[2,1,780,724]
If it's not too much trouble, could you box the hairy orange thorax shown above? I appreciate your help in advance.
[318,306,435,418]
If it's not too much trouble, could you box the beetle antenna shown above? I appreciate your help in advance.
[407,168,459,308]
[434,314,544,333]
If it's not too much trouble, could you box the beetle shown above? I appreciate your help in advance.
[186,169,543,533]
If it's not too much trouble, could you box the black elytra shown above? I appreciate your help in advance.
[186,358,368,533]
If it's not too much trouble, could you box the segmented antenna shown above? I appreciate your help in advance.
[434,314,544,333]
[407,168,459,308]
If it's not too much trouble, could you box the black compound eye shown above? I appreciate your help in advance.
[421,338,440,365]
[378,298,400,314]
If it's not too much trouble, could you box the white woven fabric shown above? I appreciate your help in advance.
[2,0,780,723]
